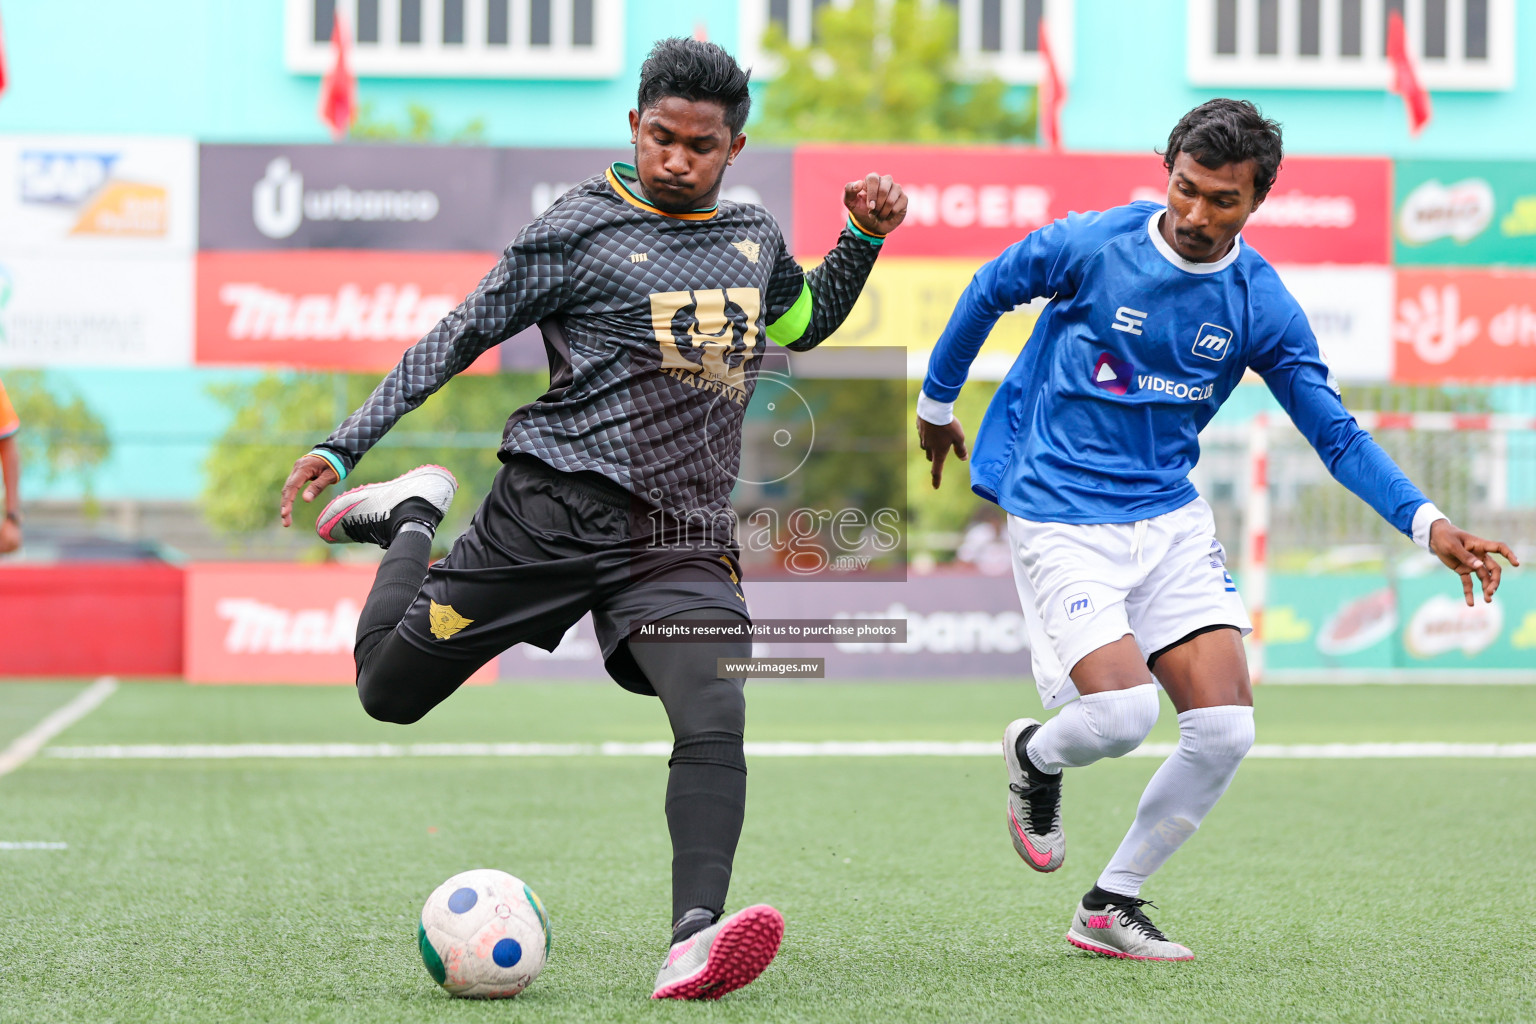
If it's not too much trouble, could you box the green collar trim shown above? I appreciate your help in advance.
[610,162,719,215]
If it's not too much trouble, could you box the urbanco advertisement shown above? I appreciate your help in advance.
[1392,268,1536,381]
[793,148,1389,264]
[1395,160,1536,266]
[0,135,198,255]
[195,250,502,372]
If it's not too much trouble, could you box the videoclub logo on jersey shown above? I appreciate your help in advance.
[1191,322,1234,362]
[252,157,441,240]
[19,150,169,236]
[1091,352,1134,395]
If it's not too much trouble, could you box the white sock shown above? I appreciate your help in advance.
[1096,705,1255,897]
[1024,683,1160,773]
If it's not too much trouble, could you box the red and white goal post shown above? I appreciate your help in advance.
[1242,411,1536,683]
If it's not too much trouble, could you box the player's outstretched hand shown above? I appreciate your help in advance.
[844,173,908,237]
[1428,519,1519,606]
[279,454,340,528]
[916,414,968,490]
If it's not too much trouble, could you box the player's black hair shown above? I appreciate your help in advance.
[1162,99,1284,201]
[637,37,753,137]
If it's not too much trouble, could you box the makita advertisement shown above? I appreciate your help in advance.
[1392,268,1536,381]
[1394,159,1536,266]
[194,250,502,371]
[793,148,1390,264]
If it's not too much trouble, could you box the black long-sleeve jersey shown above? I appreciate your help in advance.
[313,162,882,526]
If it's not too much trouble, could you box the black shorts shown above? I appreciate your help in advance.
[396,454,749,694]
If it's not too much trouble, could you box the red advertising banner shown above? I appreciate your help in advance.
[1393,268,1536,381]
[792,147,1389,264]
[195,250,502,372]
[185,562,495,684]
[0,565,184,676]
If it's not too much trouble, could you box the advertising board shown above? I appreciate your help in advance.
[1395,160,1536,266]
[793,148,1389,264]
[185,562,495,684]
[1392,268,1536,381]
[1272,266,1395,382]
[0,252,193,367]
[195,250,502,372]
[0,136,198,255]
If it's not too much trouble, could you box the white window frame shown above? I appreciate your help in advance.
[737,0,1073,85]
[285,0,623,79]
[1186,0,1514,90]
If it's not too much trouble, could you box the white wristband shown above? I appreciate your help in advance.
[1412,502,1448,551]
[916,390,956,426]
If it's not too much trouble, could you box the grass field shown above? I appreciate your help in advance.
[3,680,1534,1024]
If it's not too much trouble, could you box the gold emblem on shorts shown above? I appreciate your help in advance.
[731,239,760,263]
[428,601,473,640]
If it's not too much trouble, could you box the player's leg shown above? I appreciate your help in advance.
[1003,516,1159,873]
[623,611,784,1000]
[1067,501,1254,960]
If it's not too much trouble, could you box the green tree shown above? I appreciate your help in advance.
[753,0,1034,144]
[3,370,112,499]
[202,371,548,545]
[349,102,487,144]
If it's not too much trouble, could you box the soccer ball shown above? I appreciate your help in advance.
[417,868,550,998]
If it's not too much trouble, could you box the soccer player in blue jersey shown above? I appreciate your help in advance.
[916,99,1519,960]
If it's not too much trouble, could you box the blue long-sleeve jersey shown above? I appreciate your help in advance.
[923,202,1430,536]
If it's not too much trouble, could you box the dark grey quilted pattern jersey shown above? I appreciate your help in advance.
[316,164,881,530]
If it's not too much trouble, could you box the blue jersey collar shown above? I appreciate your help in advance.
[1146,209,1243,274]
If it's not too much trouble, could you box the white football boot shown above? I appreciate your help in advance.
[1003,718,1065,872]
[314,464,457,548]
[1066,898,1194,961]
[651,904,784,1000]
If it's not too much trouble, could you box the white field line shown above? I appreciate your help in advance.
[0,677,119,779]
[0,842,68,851]
[39,739,1536,760]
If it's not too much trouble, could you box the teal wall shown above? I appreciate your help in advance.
[0,0,742,145]
[1065,0,1536,159]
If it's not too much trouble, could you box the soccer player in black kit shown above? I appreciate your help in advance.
[277,38,908,1000]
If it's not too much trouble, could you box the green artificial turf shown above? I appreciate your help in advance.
[1,681,1533,1023]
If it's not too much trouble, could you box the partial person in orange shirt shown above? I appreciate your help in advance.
[0,375,21,554]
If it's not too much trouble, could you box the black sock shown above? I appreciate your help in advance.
[1016,728,1056,779]
[665,732,747,928]
[671,907,718,945]
[354,528,431,669]
[1084,884,1134,910]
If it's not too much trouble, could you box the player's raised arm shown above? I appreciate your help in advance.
[915,217,1073,488]
[761,172,906,354]
[1250,311,1519,605]
[278,222,574,526]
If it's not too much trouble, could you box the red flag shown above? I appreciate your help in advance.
[1037,19,1066,152]
[1386,9,1431,135]
[317,10,356,141]
[0,8,9,101]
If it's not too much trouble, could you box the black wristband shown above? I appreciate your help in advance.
[4,510,19,526]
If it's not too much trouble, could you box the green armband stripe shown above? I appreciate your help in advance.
[308,448,347,481]
[845,215,886,246]
[766,281,814,347]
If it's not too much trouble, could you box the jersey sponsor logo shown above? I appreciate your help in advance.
[428,600,474,640]
[1135,374,1215,401]
[629,252,649,264]
[1064,593,1094,619]
[730,239,761,263]
[1092,352,1134,395]
[650,288,764,402]
[1191,322,1234,362]
[1111,306,1147,335]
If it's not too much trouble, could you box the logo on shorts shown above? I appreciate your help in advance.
[1064,593,1094,619]
[1192,323,1233,362]
[1222,570,1238,593]
[428,600,473,640]
[1091,352,1134,396]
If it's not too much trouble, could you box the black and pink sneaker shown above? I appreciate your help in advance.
[651,904,784,1000]
[314,464,457,548]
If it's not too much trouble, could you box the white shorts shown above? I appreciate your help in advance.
[1008,497,1251,708]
